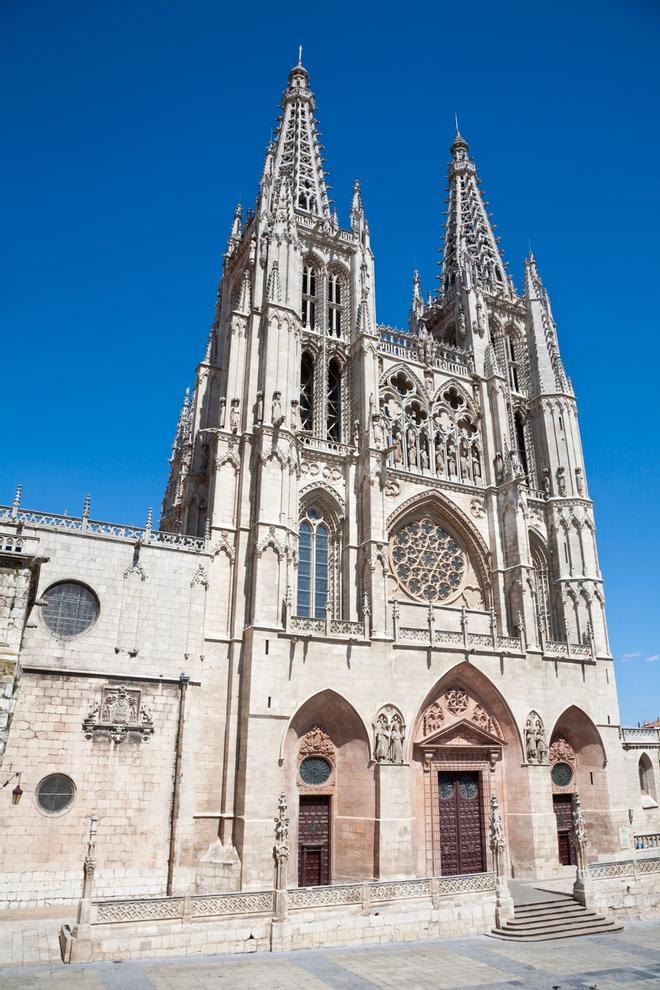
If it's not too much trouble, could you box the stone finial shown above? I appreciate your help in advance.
[144,507,153,536]
[10,483,21,520]
[82,494,91,520]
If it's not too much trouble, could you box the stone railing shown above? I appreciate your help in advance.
[0,506,205,553]
[284,608,368,641]
[589,856,660,880]
[635,832,660,850]
[544,639,593,661]
[89,871,495,925]
[377,327,474,376]
[300,435,354,458]
[394,605,525,655]
[622,726,660,747]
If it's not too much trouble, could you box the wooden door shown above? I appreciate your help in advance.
[553,794,576,866]
[298,795,330,886]
[438,771,485,875]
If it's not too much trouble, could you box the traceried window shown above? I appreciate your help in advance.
[297,508,329,618]
[506,333,520,392]
[390,517,466,603]
[327,272,343,338]
[300,351,314,431]
[327,359,342,441]
[42,581,99,638]
[302,264,317,330]
[514,411,529,479]
[531,535,555,640]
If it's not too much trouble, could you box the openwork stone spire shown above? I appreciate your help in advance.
[262,61,331,220]
[524,253,571,396]
[442,132,514,300]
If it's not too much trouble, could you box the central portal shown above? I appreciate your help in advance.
[438,771,485,875]
[298,794,330,886]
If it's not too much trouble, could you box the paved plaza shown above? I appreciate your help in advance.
[0,911,659,990]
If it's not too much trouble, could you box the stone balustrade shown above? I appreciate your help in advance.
[589,856,660,879]
[635,832,660,850]
[622,726,660,746]
[0,505,206,553]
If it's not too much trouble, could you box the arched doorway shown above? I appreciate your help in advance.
[549,706,609,864]
[283,690,374,886]
[411,663,527,878]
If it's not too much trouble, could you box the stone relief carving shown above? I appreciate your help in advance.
[524,710,549,764]
[83,683,154,744]
[372,705,406,764]
[229,399,240,433]
[549,735,577,769]
[419,687,503,742]
[298,725,335,764]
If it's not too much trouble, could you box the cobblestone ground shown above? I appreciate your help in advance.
[1,916,660,989]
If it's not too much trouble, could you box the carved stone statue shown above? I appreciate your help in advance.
[255,390,264,423]
[373,714,390,762]
[290,399,301,431]
[524,711,548,764]
[372,414,384,449]
[575,466,584,496]
[407,429,417,467]
[556,465,567,496]
[460,442,470,480]
[392,426,403,464]
[542,467,551,496]
[494,451,504,483]
[435,440,445,474]
[472,447,481,482]
[420,443,429,470]
[271,391,284,427]
[447,439,457,477]
[388,717,404,764]
[373,706,406,764]
[229,400,240,433]
[353,419,360,449]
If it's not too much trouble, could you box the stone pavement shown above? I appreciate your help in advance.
[1,915,660,989]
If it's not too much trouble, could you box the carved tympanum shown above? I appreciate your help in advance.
[298,725,335,763]
[418,686,503,743]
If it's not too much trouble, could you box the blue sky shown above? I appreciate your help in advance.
[2,1,659,723]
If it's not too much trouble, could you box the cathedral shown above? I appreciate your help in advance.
[1,59,658,940]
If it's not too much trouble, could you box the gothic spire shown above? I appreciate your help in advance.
[441,133,514,300]
[261,60,331,220]
[524,253,571,396]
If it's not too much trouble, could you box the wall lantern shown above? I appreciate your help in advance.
[2,771,22,805]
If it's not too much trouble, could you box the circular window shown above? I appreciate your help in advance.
[42,581,99,638]
[390,517,466,603]
[299,757,332,786]
[439,773,454,800]
[551,762,574,788]
[36,773,76,814]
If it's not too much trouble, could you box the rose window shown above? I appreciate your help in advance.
[390,517,466,602]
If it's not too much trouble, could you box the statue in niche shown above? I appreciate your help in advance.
[407,429,417,467]
[256,390,264,423]
[556,465,567,496]
[389,716,405,763]
[373,706,406,764]
[508,448,524,479]
[271,391,284,427]
[575,467,584,496]
[372,414,385,450]
[542,467,551,496]
[392,426,403,464]
[353,419,360,449]
[472,447,482,482]
[447,439,457,478]
[229,400,240,433]
[219,396,227,429]
[422,331,434,367]
[435,440,445,474]
[290,399,301,431]
[460,442,470,480]
[420,443,429,471]
[494,451,504,483]
[373,713,390,762]
[525,711,548,764]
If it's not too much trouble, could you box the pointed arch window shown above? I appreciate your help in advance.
[300,352,314,431]
[531,536,555,640]
[297,508,329,618]
[514,411,529,479]
[302,264,317,330]
[327,359,342,441]
[327,272,344,338]
[639,753,656,800]
[506,333,520,392]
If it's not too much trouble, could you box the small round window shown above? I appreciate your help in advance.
[36,773,76,814]
[42,581,99,638]
[551,762,574,788]
[299,757,332,786]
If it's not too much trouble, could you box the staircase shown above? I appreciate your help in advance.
[490,894,623,941]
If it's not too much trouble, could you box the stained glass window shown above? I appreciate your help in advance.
[390,517,466,603]
[551,762,573,788]
[297,509,330,618]
[300,757,331,785]
[42,582,99,638]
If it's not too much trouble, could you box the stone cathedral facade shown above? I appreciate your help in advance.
[1,61,658,912]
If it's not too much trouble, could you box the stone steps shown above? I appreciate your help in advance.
[489,897,623,941]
